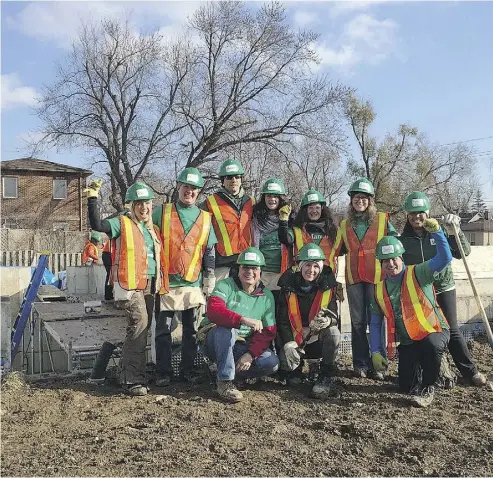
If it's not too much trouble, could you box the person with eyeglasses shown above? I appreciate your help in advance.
[203,159,255,281]
[339,178,398,380]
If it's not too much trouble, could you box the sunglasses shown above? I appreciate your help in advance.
[225,175,242,180]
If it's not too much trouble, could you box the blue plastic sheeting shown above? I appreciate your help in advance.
[30,267,58,286]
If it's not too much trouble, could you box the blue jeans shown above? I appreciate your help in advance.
[347,281,386,371]
[203,326,279,381]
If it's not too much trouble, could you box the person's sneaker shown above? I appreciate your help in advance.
[179,370,203,384]
[471,372,487,387]
[216,380,243,403]
[155,375,172,387]
[311,375,334,399]
[353,368,368,378]
[125,384,148,396]
[411,385,435,408]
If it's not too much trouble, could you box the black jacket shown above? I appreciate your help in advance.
[276,265,338,345]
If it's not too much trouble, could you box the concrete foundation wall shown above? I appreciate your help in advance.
[66,265,107,296]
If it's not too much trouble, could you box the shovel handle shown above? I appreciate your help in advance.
[451,222,493,349]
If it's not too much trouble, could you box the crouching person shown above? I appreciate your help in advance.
[276,243,340,398]
[369,218,452,408]
[200,247,279,403]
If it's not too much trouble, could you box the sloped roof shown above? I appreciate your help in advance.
[1,158,93,176]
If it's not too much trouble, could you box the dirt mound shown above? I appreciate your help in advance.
[1,337,492,477]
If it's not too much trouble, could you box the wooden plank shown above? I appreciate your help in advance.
[33,301,126,322]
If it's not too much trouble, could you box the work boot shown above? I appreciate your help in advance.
[411,385,435,408]
[124,384,148,396]
[155,375,172,387]
[216,380,243,403]
[311,375,334,399]
[104,285,114,301]
[436,355,456,389]
[179,369,203,384]
[353,368,368,378]
[87,341,116,383]
[471,372,487,387]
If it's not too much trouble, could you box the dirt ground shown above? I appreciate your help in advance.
[2,336,493,477]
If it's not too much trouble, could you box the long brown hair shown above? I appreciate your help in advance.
[347,197,378,227]
[293,204,338,243]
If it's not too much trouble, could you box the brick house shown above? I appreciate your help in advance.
[1,158,93,231]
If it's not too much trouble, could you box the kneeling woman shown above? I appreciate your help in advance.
[277,243,340,398]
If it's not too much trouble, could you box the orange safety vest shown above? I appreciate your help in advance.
[82,241,99,265]
[293,226,342,272]
[161,204,211,283]
[280,244,290,274]
[206,194,253,257]
[113,216,169,293]
[374,265,446,357]
[340,212,388,285]
[286,288,333,345]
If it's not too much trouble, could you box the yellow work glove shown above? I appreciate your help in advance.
[83,179,103,198]
[279,204,292,222]
[371,352,388,372]
[423,218,440,233]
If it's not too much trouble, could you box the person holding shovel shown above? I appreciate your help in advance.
[399,191,486,387]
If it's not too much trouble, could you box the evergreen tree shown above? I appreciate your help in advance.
[471,188,487,214]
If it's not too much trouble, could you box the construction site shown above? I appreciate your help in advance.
[1,250,492,476]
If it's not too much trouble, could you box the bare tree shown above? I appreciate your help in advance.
[174,1,351,169]
[34,18,191,209]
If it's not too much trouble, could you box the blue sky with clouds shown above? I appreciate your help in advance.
[2,0,493,205]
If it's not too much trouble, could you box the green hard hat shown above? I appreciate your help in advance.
[376,236,406,260]
[348,177,375,197]
[301,189,326,207]
[90,231,101,242]
[236,247,266,267]
[125,182,155,202]
[261,178,286,195]
[297,243,326,261]
[177,167,204,188]
[403,191,431,213]
[219,159,245,177]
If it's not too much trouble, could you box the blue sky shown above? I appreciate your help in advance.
[2,0,493,206]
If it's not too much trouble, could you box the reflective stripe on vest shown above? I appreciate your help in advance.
[161,204,211,283]
[116,216,148,291]
[207,194,253,256]
[374,265,444,356]
[340,212,388,285]
[293,227,342,272]
[286,288,333,345]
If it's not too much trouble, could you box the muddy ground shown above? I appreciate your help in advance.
[2,336,493,477]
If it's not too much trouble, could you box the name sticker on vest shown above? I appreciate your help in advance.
[244,252,258,261]
[412,198,425,207]
[307,249,321,258]
[359,182,371,191]
[225,164,239,173]
[186,173,198,183]
[307,193,318,201]
[430,238,436,245]
[381,244,395,254]
[267,183,282,192]
[136,188,149,198]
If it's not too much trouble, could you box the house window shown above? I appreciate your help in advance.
[469,233,476,246]
[53,179,68,199]
[2,218,19,229]
[53,222,69,231]
[2,177,18,198]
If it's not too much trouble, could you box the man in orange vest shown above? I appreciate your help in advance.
[369,217,453,408]
[152,168,217,386]
[82,232,102,265]
[203,159,254,281]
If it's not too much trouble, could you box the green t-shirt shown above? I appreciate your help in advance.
[152,203,217,288]
[107,217,156,277]
[354,216,398,242]
[259,228,293,273]
[370,262,448,346]
[202,277,276,339]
